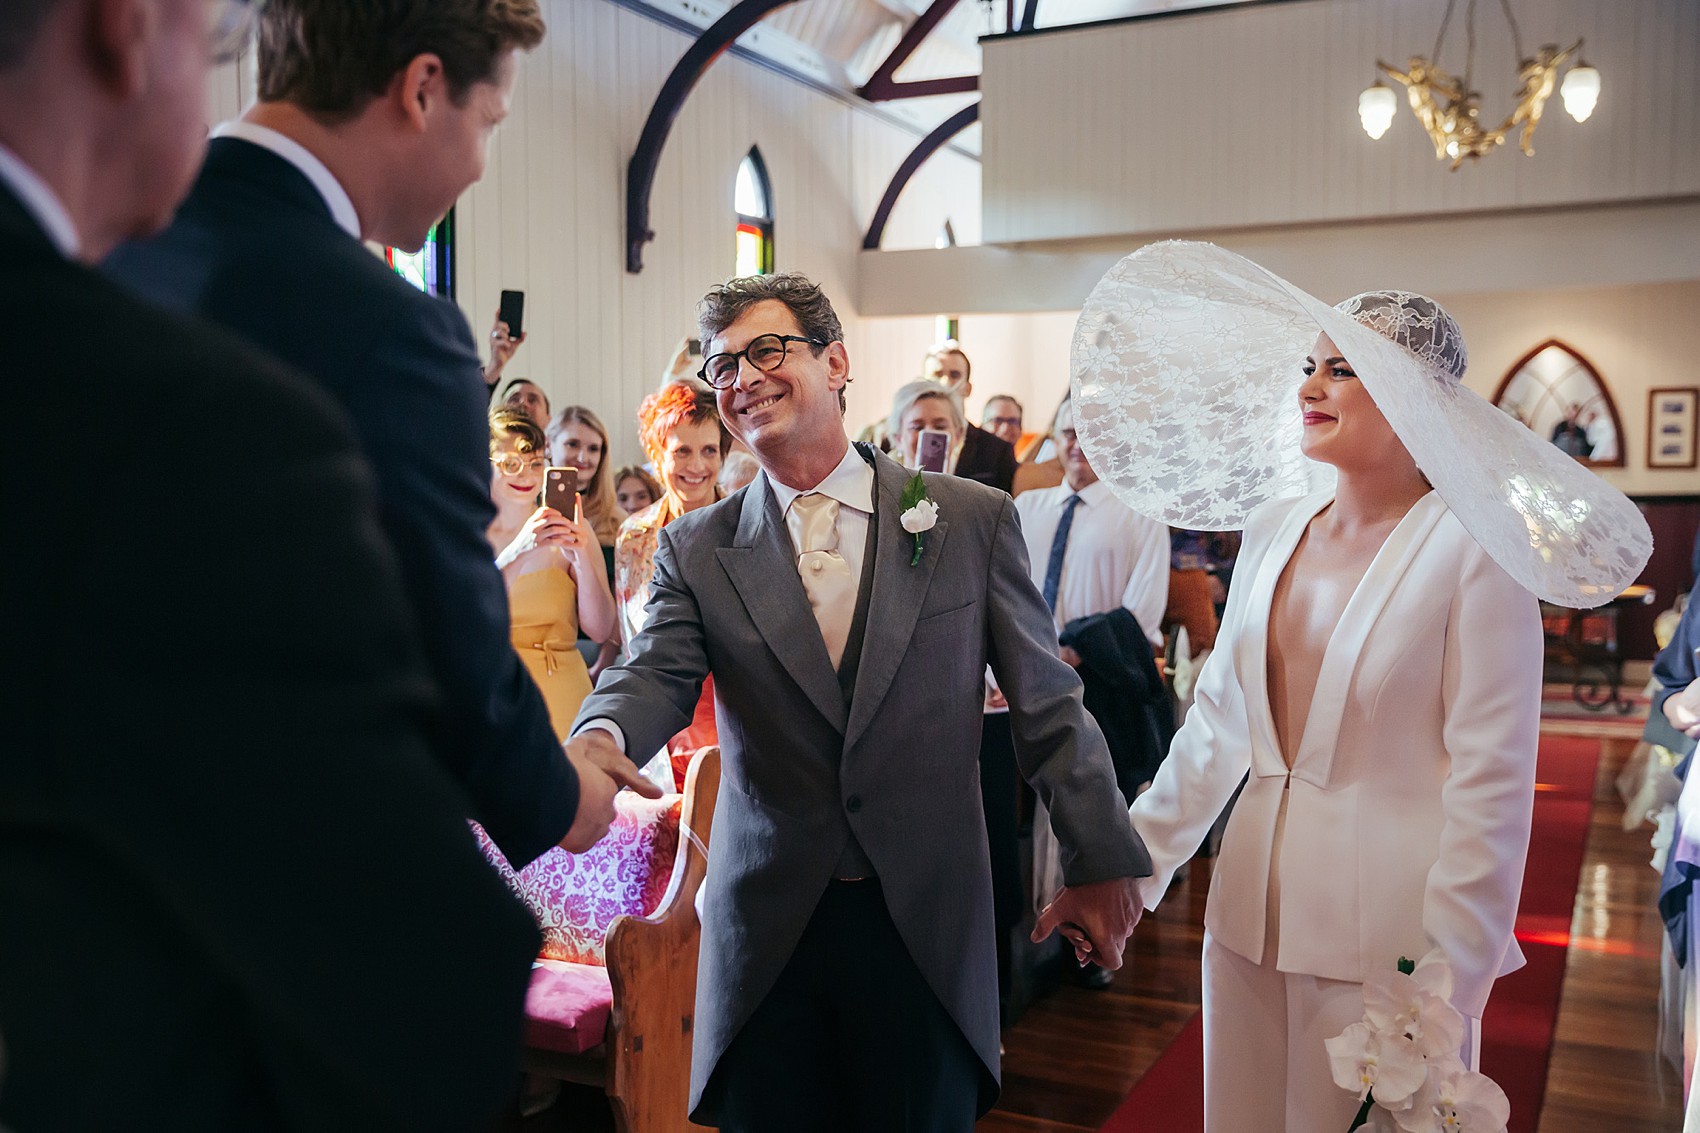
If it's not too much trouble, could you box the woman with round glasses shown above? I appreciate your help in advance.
[1071,243,1652,1128]
[615,381,729,787]
[487,410,616,740]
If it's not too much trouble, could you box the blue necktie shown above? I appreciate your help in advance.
[1041,494,1083,613]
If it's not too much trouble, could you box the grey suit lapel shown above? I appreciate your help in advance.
[844,454,949,751]
[716,473,848,733]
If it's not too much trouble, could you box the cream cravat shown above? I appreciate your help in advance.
[786,492,857,669]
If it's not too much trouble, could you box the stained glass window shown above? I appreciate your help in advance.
[734,148,773,277]
[384,208,456,298]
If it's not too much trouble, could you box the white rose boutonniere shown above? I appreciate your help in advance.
[899,473,938,566]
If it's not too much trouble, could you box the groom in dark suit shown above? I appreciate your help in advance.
[569,274,1151,1130]
[107,0,654,864]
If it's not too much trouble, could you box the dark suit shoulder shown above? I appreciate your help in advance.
[108,152,479,400]
[12,245,354,453]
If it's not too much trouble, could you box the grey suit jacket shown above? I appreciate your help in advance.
[576,446,1150,1116]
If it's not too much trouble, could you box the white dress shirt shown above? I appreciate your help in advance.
[1014,479,1170,648]
[0,143,79,258]
[584,444,875,753]
[211,120,361,238]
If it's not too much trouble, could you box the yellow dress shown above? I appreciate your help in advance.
[507,564,594,742]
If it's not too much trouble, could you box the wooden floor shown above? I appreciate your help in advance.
[981,732,1687,1132]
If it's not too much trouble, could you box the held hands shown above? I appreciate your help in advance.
[560,729,664,853]
[1031,876,1144,970]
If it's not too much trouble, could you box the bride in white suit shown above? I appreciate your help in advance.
[1068,242,1653,1130]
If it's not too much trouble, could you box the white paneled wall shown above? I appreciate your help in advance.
[982,0,1700,243]
[201,0,984,464]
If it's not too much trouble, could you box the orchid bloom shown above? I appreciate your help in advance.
[1363,967,1465,1061]
[1325,1022,1428,1106]
[1389,1057,1509,1133]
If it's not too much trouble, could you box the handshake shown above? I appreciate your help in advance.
[558,728,664,852]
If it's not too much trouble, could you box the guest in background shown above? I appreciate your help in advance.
[889,379,966,473]
[488,411,616,740]
[105,0,651,871]
[484,310,525,396]
[548,407,626,681]
[500,377,549,425]
[718,449,761,495]
[924,342,1018,494]
[614,465,662,516]
[546,406,625,565]
[615,381,729,785]
[1651,591,1700,1127]
[982,394,1027,452]
[1,0,545,1125]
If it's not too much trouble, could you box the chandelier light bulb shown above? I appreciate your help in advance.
[1359,81,1397,140]
[1561,62,1601,122]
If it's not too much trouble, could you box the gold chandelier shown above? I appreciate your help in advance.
[1357,0,1600,170]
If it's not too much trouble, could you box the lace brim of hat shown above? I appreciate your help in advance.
[1070,241,1651,609]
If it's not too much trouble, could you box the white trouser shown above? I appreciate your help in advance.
[1201,932,1368,1132]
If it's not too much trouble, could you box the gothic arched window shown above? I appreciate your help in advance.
[734,148,773,277]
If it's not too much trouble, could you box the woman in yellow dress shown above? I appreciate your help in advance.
[487,410,617,740]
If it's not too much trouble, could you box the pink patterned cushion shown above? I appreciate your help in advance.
[473,791,682,966]
[524,960,612,1054]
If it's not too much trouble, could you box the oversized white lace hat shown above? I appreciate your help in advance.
[1071,240,1651,608]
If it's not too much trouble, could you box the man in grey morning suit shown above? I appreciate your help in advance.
[567,274,1151,1132]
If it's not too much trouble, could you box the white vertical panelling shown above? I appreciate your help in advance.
[982,0,1700,244]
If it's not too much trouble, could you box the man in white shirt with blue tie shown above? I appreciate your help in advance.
[1016,397,1171,657]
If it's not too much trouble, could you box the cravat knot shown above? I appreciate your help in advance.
[786,492,856,669]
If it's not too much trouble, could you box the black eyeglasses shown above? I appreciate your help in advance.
[698,334,827,389]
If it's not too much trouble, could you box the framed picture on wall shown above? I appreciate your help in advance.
[1647,387,1699,469]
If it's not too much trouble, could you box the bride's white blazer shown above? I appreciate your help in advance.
[1131,490,1543,1018]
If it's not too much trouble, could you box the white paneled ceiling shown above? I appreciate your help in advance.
[615,0,1255,151]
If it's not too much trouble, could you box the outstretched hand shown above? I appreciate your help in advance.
[559,729,665,852]
[1032,876,1143,970]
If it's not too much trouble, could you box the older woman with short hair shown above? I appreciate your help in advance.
[887,379,966,472]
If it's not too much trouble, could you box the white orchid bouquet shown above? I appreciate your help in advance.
[1326,956,1510,1133]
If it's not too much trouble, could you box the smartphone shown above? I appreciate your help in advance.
[543,466,578,516]
[917,428,952,474]
[498,289,526,339]
[686,337,703,357]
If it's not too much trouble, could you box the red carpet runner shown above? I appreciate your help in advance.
[1098,734,1601,1133]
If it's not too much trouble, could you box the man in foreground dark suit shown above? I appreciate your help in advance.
[107,0,653,868]
[0,1,542,1126]
[568,274,1151,1131]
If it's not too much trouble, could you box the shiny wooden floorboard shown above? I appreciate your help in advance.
[980,734,1685,1132]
